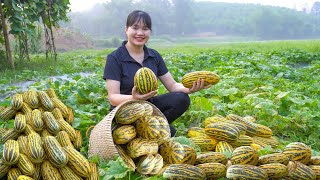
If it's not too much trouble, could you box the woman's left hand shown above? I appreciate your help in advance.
[188,79,211,93]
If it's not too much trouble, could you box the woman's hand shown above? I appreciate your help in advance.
[188,79,211,93]
[132,86,157,100]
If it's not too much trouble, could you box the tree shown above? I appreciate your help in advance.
[0,0,70,69]
[172,0,195,35]
[0,1,14,69]
[311,2,320,15]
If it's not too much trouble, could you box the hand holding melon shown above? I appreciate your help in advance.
[181,71,220,89]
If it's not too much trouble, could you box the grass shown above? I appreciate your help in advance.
[149,39,320,53]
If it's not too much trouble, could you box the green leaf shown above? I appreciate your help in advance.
[102,157,131,180]
[257,146,274,156]
[221,87,239,97]
[275,91,290,100]
[193,96,212,111]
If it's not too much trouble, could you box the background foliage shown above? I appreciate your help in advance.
[65,0,320,39]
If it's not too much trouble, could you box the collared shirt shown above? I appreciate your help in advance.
[103,41,169,95]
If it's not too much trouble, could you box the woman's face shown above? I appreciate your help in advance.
[125,20,150,48]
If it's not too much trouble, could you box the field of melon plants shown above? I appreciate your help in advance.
[1,40,320,179]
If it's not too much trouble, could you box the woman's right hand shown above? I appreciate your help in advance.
[132,86,157,100]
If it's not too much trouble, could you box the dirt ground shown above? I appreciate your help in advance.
[54,28,95,51]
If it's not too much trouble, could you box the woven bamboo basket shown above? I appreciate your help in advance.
[88,100,170,161]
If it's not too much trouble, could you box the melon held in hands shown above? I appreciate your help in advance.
[134,67,158,94]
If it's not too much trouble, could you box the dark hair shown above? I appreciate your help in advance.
[126,10,152,31]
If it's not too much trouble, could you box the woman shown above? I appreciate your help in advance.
[103,10,210,136]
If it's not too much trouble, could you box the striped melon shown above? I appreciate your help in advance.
[230,135,253,147]
[205,122,240,143]
[14,114,27,133]
[3,139,20,165]
[136,154,156,175]
[0,106,16,121]
[38,91,54,111]
[203,115,228,127]
[283,142,311,164]
[59,166,82,180]
[21,102,32,114]
[163,164,206,180]
[156,116,171,145]
[51,97,68,118]
[47,88,58,98]
[41,129,53,137]
[63,146,91,177]
[12,93,23,110]
[149,154,164,175]
[309,165,320,180]
[309,156,320,165]
[159,140,185,164]
[156,164,170,176]
[259,163,288,179]
[187,127,205,138]
[205,118,247,135]
[0,128,20,143]
[224,120,247,135]
[17,153,35,176]
[252,136,279,147]
[66,107,74,125]
[27,89,39,109]
[0,158,10,178]
[243,115,256,122]
[136,115,161,140]
[134,67,158,94]
[52,108,64,121]
[115,102,145,124]
[42,111,60,135]
[41,160,63,180]
[27,133,45,163]
[31,109,44,131]
[196,163,226,179]
[7,168,23,180]
[141,102,153,116]
[195,152,228,165]
[24,124,36,136]
[226,165,268,179]
[258,153,289,165]
[227,114,258,135]
[115,145,136,171]
[181,145,197,165]
[73,130,82,150]
[112,125,136,144]
[127,138,158,158]
[250,143,264,152]
[181,71,220,88]
[254,123,272,138]
[56,131,74,148]
[55,118,76,141]
[286,161,316,179]
[226,160,233,168]
[32,164,41,180]
[87,162,99,180]
[43,136,68,168]
[230,146,259,165]
[215,141,234,157]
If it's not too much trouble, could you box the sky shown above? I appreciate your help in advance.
[69,0,317,12]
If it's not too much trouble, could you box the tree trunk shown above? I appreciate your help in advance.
[0,2,14,69]
[47,9,57,60]
[23,32,30,61]
[41,11,51,60]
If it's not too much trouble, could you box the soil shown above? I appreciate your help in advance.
[54,28,95,51]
